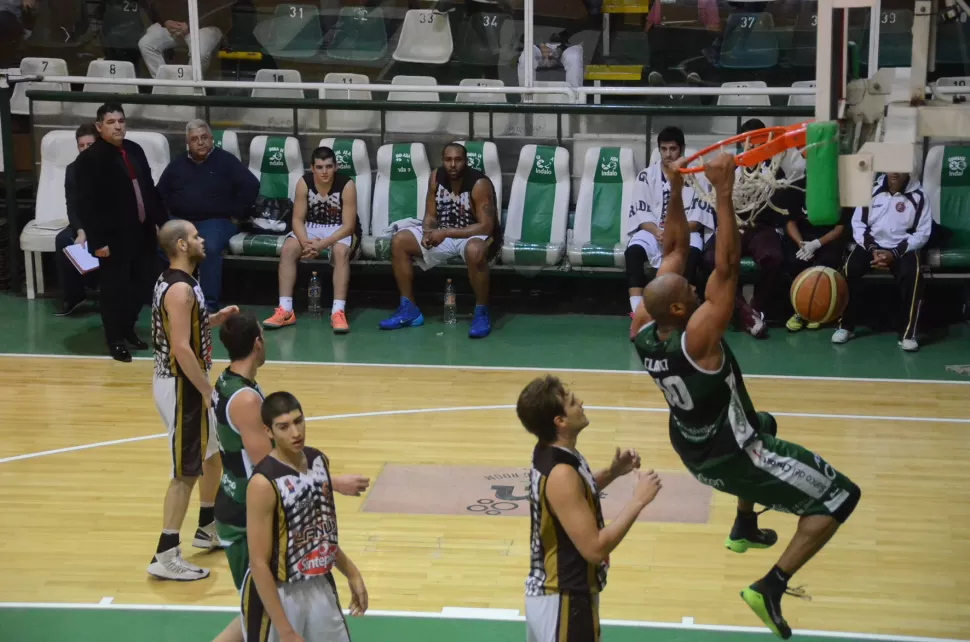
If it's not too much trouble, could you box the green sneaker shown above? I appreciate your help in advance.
[806,321,821,330]
[785,314,805,332]
[725,528,778,553]
[740,583,811,640]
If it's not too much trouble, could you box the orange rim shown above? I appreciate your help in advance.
[679,121,812,174]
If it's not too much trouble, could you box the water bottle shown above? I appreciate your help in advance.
[444,278,457,325]
[307,271,322,317]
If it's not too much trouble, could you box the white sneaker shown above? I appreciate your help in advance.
[192,522,220,550]
[899,338,919,352]
[831,329,855,344]
[147,546,210,581]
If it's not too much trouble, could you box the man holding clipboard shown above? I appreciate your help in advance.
[55,124,98,317]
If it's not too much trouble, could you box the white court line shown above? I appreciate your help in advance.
[0,352,968,386]
[3,404,968,465]
[0,602,964,642]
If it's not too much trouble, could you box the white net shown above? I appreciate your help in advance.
[683,133,806,227]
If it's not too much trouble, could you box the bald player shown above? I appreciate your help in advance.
[631,156,861,639]
[148,219,239,581]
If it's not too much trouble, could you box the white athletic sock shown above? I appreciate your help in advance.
[630,296,643,313]
[279,297,293,313]
[332,300,346,313]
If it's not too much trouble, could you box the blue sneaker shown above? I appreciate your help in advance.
[379,297,424,330]
[468,305,491,338]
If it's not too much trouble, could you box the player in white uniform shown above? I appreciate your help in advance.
[625,127,715,340]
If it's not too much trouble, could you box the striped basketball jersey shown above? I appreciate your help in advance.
[253,448,339,583]
[433,167,489,229]
[213,368,265,537]
[633,323,761,468]
[525,444,608,596]
[151,268,212,378]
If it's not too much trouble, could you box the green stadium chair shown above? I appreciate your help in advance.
[567,146,635,268]
[252,3,324,60]
[453,140,503,212]
[717,12,779,70]
[922,145,970,271]
[319,137,373,237]
[361,143,432,260]
[228,135,305,256]
[211,130,241,160]
[325,6,388,63]
[502,145,570,267]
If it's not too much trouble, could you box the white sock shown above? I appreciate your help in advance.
[332,300,346,313]
[630,296,643,313]
[279,297,293,313]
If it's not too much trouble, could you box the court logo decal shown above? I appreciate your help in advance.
[361,465,713,523]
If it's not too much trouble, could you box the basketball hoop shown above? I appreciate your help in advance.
[679,122,812,225]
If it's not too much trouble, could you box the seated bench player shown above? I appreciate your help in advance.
[379,143,501,339]
[625,127,715,340]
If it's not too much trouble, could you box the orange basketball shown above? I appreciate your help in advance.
[790,266,849,324]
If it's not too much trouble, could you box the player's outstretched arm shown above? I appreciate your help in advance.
[656,157,691,279]
[684,153,740,371]
[334,546,369,616]
[247,474,302,641]
[545,464,661,564]
[631,159,691,332]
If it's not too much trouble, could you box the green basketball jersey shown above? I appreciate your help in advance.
[633,323,762,468]
[213,368,264,533]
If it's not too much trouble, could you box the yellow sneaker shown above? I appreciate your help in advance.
[785,314,805,332]
[331,310,349,334]
[806,321,821,330]
[263,307,296,329]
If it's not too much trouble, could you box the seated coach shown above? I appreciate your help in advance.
[379,143,500,339]
[157,119,259,312]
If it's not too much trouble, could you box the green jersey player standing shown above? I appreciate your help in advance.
[209,311,371,642]
[631,154,861,640]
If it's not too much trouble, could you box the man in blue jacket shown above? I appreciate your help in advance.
[158,120,259,312]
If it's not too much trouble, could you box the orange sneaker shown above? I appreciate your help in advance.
[263,307,295,329]
[331,309,349,334]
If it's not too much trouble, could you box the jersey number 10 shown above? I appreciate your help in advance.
[656,376,694,411]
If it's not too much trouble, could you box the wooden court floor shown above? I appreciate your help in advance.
[0,355,968,640]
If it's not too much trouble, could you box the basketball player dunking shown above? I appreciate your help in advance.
[517,375,662,642]
[149,220,238,581]
[631,155,862,639]
[209,311,370,642]
[243,392,367,642]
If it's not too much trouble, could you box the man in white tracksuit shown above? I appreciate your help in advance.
[624,127,714,340]
[832,172,932,351]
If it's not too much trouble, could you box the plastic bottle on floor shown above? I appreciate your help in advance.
[308,271,322,317]
[444,279,457,325]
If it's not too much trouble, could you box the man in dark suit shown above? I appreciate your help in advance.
[54,123,99,317]
[75,102,167,362]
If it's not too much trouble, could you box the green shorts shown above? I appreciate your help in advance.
[216,521,249,591]
[685,413,861,522]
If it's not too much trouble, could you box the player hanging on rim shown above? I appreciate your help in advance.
[208,311,370,642]
[631,153,862,640]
